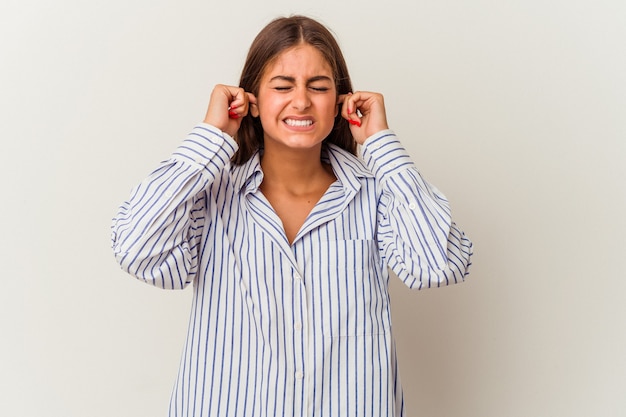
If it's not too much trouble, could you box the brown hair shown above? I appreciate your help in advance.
[232,15,356,165]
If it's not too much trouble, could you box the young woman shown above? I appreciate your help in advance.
[111,15,472,417]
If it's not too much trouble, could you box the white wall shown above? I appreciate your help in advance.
[2,0,625,416]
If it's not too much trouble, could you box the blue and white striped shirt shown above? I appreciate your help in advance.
[111,123,472,417]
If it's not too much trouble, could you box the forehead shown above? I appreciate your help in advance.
[263,44,333,79]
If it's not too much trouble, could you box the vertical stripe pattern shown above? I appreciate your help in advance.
[111,123,473,417]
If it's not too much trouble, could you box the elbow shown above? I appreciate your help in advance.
[112,246,193,291]
[110,226,195,290]
[398,244,473,290]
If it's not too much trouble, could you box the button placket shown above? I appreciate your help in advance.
[291,267,306,385]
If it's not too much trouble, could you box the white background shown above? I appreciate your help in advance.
[2,0,625,416]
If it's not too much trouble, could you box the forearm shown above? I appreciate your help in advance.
[362,130,473,288]
[111,124,237,288]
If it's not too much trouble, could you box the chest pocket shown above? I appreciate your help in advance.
[312,239,391,338]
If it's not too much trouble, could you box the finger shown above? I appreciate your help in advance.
[347,91,376,113]
[246,92,257,105]
[228,109,240,119]
[337,93,351,105]
[226,87,246,108]
[338,92,356,114]
[228,89,256,119]
[339,92,362,127]
[348,93,371,119]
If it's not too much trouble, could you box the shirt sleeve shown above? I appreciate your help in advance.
[360,130,473,289]
[110,123,238,289]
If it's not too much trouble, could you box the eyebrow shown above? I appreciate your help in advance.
[269,75,333,83]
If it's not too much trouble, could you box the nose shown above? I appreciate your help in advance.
[291,86,311,111]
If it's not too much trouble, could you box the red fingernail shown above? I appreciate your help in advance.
[349,120,361,127]
[230,104,238,109]
[229,111,239,119]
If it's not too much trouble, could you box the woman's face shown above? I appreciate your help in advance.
[254,43,338,153]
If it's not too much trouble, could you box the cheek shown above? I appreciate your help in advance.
[255,102,272,123]
[312,95,335,111]
[256,96,284,119]
[322,99,339,119]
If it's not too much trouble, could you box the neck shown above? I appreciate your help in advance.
[260,143,333,194]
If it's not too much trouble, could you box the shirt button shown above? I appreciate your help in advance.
[164,191,173,198]
[294,273,302,281]
[295,371,304,380]
[408,202,417,210]
[294,323,302,331]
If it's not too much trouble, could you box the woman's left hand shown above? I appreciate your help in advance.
[339,91,389,144]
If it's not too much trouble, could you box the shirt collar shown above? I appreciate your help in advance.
[230,151,264,195]
[324,143,374,193]
[230,144,374,195]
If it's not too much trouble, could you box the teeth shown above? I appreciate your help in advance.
[285,119,313,127]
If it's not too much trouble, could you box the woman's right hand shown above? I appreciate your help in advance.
[203,84,257,137]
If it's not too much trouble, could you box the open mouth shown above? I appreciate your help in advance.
[284,118,314,127]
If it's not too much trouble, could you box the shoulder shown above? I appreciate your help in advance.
[326,144,373,179]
